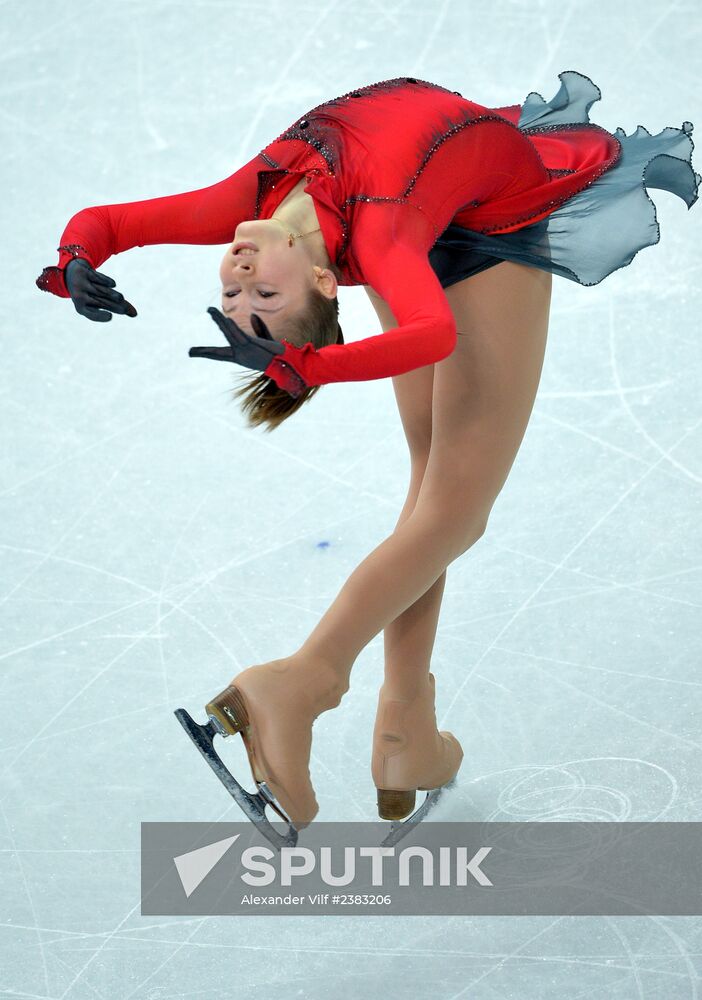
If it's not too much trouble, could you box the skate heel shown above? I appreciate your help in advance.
[205,686,249,736]
[377,788,416,820]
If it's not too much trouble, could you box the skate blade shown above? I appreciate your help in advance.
[174,708,298,851]
[380,778,457,848]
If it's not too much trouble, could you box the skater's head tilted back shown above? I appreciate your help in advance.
[219,217,344,433]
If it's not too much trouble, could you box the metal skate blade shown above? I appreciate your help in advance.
[174,708,298,850]
[380,778,457,848]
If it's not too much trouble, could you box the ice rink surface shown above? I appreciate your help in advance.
[2,0,701,996]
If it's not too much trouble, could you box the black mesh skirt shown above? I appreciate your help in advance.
[428,71,700,289]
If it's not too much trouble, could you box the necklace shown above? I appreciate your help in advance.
[271,215,322,248]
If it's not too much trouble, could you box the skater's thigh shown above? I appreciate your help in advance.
[416,261,552,519]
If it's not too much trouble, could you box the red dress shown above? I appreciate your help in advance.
[36,72,698,396]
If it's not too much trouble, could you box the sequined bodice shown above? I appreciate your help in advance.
[251,76,619,284]
[254,77,480,272]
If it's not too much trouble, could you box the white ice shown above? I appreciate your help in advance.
[2,0,701,997]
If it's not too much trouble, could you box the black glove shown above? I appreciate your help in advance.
[64,258,138,323]
[189,307,286,372]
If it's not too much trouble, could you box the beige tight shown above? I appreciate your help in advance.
[297,261,553,699]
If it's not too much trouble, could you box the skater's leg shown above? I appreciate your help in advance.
[293,261,552,685]
[383,476,447,700]
[365,292,447,703]
[205,262,551,829]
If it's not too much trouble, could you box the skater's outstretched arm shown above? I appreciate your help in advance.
[36,151,266,298]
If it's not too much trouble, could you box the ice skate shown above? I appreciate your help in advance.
[372,673,463,847]
[175,659,345,851]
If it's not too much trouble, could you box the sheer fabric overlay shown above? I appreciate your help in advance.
[429,71,700,288]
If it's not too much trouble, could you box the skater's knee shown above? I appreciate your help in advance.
[455,514,488,554]
[409,501,489,559]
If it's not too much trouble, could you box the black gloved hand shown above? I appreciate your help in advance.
[64,258,138,323]
[189,307,286,372]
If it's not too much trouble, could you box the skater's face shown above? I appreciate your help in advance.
[219,219,333,339]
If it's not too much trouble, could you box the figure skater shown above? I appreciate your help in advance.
[37,72,699,847]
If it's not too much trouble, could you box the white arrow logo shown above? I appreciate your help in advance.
[173,834,240,897]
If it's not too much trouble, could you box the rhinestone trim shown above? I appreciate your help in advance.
[479,122,622,233]
[272,76,460,173]
[267,357,307,398]
[57,243,90,259]
[260,150,279,169]
[255,168,288,219]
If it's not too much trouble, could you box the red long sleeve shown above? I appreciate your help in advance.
[264,201,457,392]
[36,151,266,296]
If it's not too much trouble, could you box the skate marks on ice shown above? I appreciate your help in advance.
[380,778,458,848]
[174,708,299,851]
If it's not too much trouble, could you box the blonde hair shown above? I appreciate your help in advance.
[230,262,344,432]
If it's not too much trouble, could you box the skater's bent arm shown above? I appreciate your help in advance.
[265,214,457,390]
